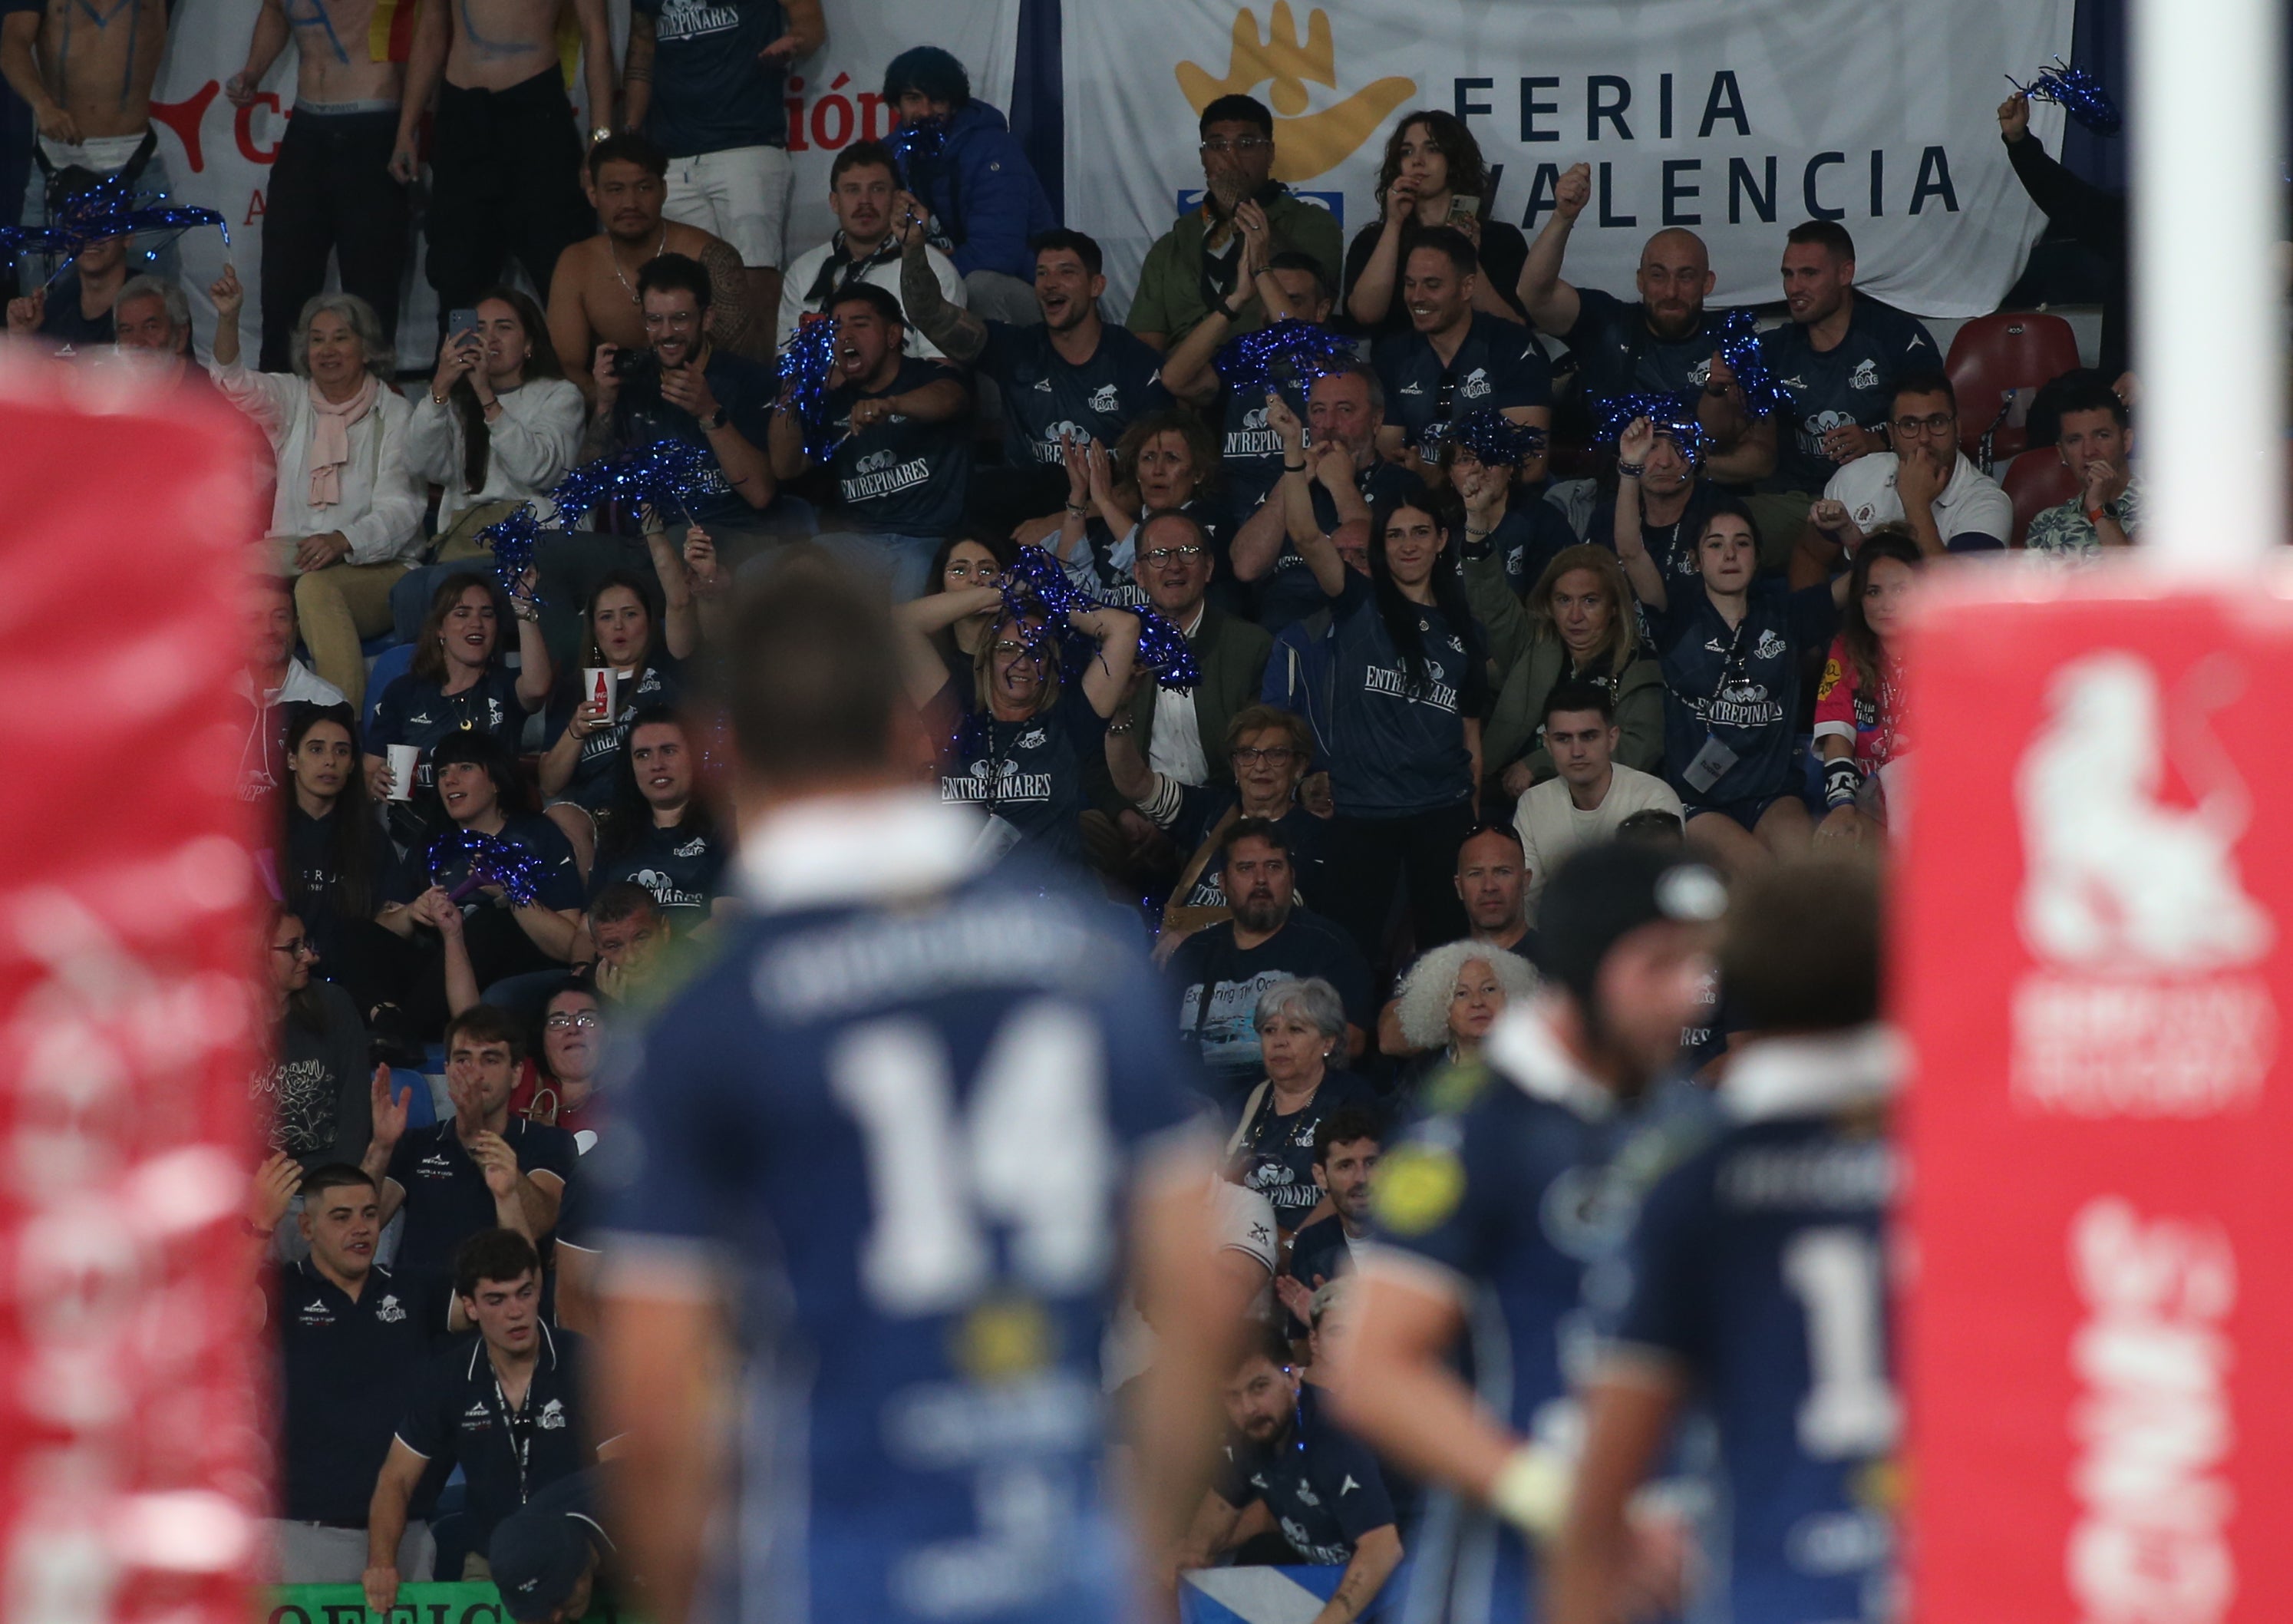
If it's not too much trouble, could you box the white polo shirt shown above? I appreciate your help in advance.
[1822,451,2014,550]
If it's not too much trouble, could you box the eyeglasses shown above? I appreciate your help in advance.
[1199,137,1272,155]
[545,1011,601,1030]
[991,639,1044,658]
[1890,412,1956,437]
[1140,546,1207,566]
[1232,746,1298,766]
[271,937,318,959]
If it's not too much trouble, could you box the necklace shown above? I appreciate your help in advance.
[612,225,668,305]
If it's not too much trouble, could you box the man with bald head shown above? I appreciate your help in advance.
[1516,161,1725,402]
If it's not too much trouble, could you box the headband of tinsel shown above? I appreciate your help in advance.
[0,168,228,284]
[429,828,545,909]
[2008,58,2122,137]
[777,315,846,464]
[1715,309,1792,421]
[999,547,1202,691]
[1592,392,1712,464]
[1420,410,1549,468]
[477,438,713,602]
[889,115,951,187]
[1212,318,1358,398]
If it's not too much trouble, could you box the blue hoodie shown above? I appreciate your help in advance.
[906,101,1058,283]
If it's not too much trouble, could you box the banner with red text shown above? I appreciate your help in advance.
[1899,568,2293,1623]
[0,360,269,1623]
[147,0,1017,368]
[1064,0,2076,320]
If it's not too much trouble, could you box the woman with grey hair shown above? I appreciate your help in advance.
[1390,940,1537,1101]
[208,263,424,710]
[1225,977,1380,1238]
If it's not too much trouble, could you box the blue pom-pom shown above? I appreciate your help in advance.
[3,168,227,280]
[2009,58,2122,137]
[1212,318,1357,397]
[1591,392,1712,464]
[777,316,846,464]
[1001,547,1202,691]
[427,829,545,909]
[1420,409,1549,469]
[1716,309,1792,420]
[477,503,544,602]
[889,115,951,187]
[477,439,713,604]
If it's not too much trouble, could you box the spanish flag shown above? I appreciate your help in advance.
[368,0,417,63]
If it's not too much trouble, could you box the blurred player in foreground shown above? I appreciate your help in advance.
[1331,841,1726,1622]
[588,555,1229,1624]
[1550,857,1898,1624]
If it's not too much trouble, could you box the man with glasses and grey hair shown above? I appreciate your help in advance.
[1125,93,1344,353]
[1793,370,2012,584]
[1109,508,1272,787]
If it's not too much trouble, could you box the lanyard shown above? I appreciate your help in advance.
[491,1365,536,1504]
[1707,613,1751,704]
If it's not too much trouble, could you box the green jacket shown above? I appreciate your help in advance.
[1124,602,1273,782]
[1463,550,1664,787]
[1126,192,1344,343]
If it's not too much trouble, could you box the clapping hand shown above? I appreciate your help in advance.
[1618,416,1657,468]
[467,1130,522,1199]
[369,1065,411,1154]
[1998,92,2031,143]
[249,1150,302,1233]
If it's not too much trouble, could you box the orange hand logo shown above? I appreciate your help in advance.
[1176,3,1417,183]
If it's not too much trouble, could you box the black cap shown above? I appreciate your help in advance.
[1536,842,1727,1008]
[489,1502,594,1622]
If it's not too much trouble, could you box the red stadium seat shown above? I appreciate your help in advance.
[2000,448,2081,546]
[1945,312,2083,464]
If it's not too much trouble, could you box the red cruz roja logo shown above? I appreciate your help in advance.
[784,71,899,152]
[149,80,287,173]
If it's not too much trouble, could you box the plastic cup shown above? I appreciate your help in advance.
[386,744,419,802]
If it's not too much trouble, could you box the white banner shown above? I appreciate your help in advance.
[143,0,1017,366]
[1064,0,2078,322]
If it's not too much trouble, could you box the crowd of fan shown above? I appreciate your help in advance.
[4,0,2132,1613]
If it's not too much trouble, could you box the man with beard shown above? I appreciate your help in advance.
[1232,365,1417,632]
[2024,371,2140,559]
[1796,371,2011,583]
[767,281,969,599]
[1127,94,1344,352]
[1328,841,1724,1624]
[1170,1326,1403,1617]
[1698,220,1939,563]
[551,134,766,405]
[1166,820,1372,1100]
[1517,163,1728,404]
[1371,226,1552,468]
[899,213,1169,542]
[1275,1107,1383,1321]
[777,140,965,356]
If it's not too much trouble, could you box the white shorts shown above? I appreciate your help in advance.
[662,144,794,269]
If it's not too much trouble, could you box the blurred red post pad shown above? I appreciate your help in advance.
[1899,563,2293,1624]
[0,356,269,1623]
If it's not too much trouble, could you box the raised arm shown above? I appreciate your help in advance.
[766,384,814,481]
[896,585,1001,706]
[646,525,702,656]
[1068,602,1141,717]
[1612,420,1669,611]
[226,0,292,105]
[897,207,988,362]
[1230,395,1308,583]
[512,588,554,708]
[1516,163,1589,334]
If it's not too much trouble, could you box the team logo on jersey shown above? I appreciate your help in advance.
[1015,727,1048,751]
[374,1293,406,1323]
[536,1398,567,1430]
[298,1299,334,1325]
[1754,629,1787,661]
[673,836,708,858]
[408,711,433,726]
[1399,381,1424,396]
[2011,651,2275,1117]
[1849,358,1878,390]
[1458,367,1491,400]
[1817,659,1844,702]
[1089,384,1120,413]
[463,1402,492,1422]
[1371,1144,1464,1235]
[1293,1480,1321,1507]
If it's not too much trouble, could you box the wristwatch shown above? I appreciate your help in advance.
[589,125,612,145]
[698,406,727,431]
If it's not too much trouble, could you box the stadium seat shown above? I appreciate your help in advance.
[2000,448,2081,546]
[1945,312,2083,464]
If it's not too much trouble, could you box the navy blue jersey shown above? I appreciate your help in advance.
[544,657,682,813]
[612,352,780,525]
[384,813,586,913]
[1212,378,1313,514]
[1160,789,1332,915]
[827,358,971,535]
[1565,289,1727,404]
[1371,314,1552,448]
[385,1117,579,1279]
[633,0,787,157]
[1252,460,1422,633]
[598,796,1199,1624]
[269,1261,450,1525]
[1755,299,1941,493]
[1363,1014,1638,1622]
[978,320,1168,470]
[369,667,529,791]
[1212,1384,1397,1565]
[395,1325,597,1550]
[592,817,728,928]
[1229,1070,1381,1232]
[1646,580,1837,808]
[1483,488,1580,601]
[1610,1035,1901,1624]
[942,693,1106,866]
[1320,573,1490,817]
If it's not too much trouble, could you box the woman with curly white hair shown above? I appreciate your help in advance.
[209,265,424,710]
[1389,939,1538,1100]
